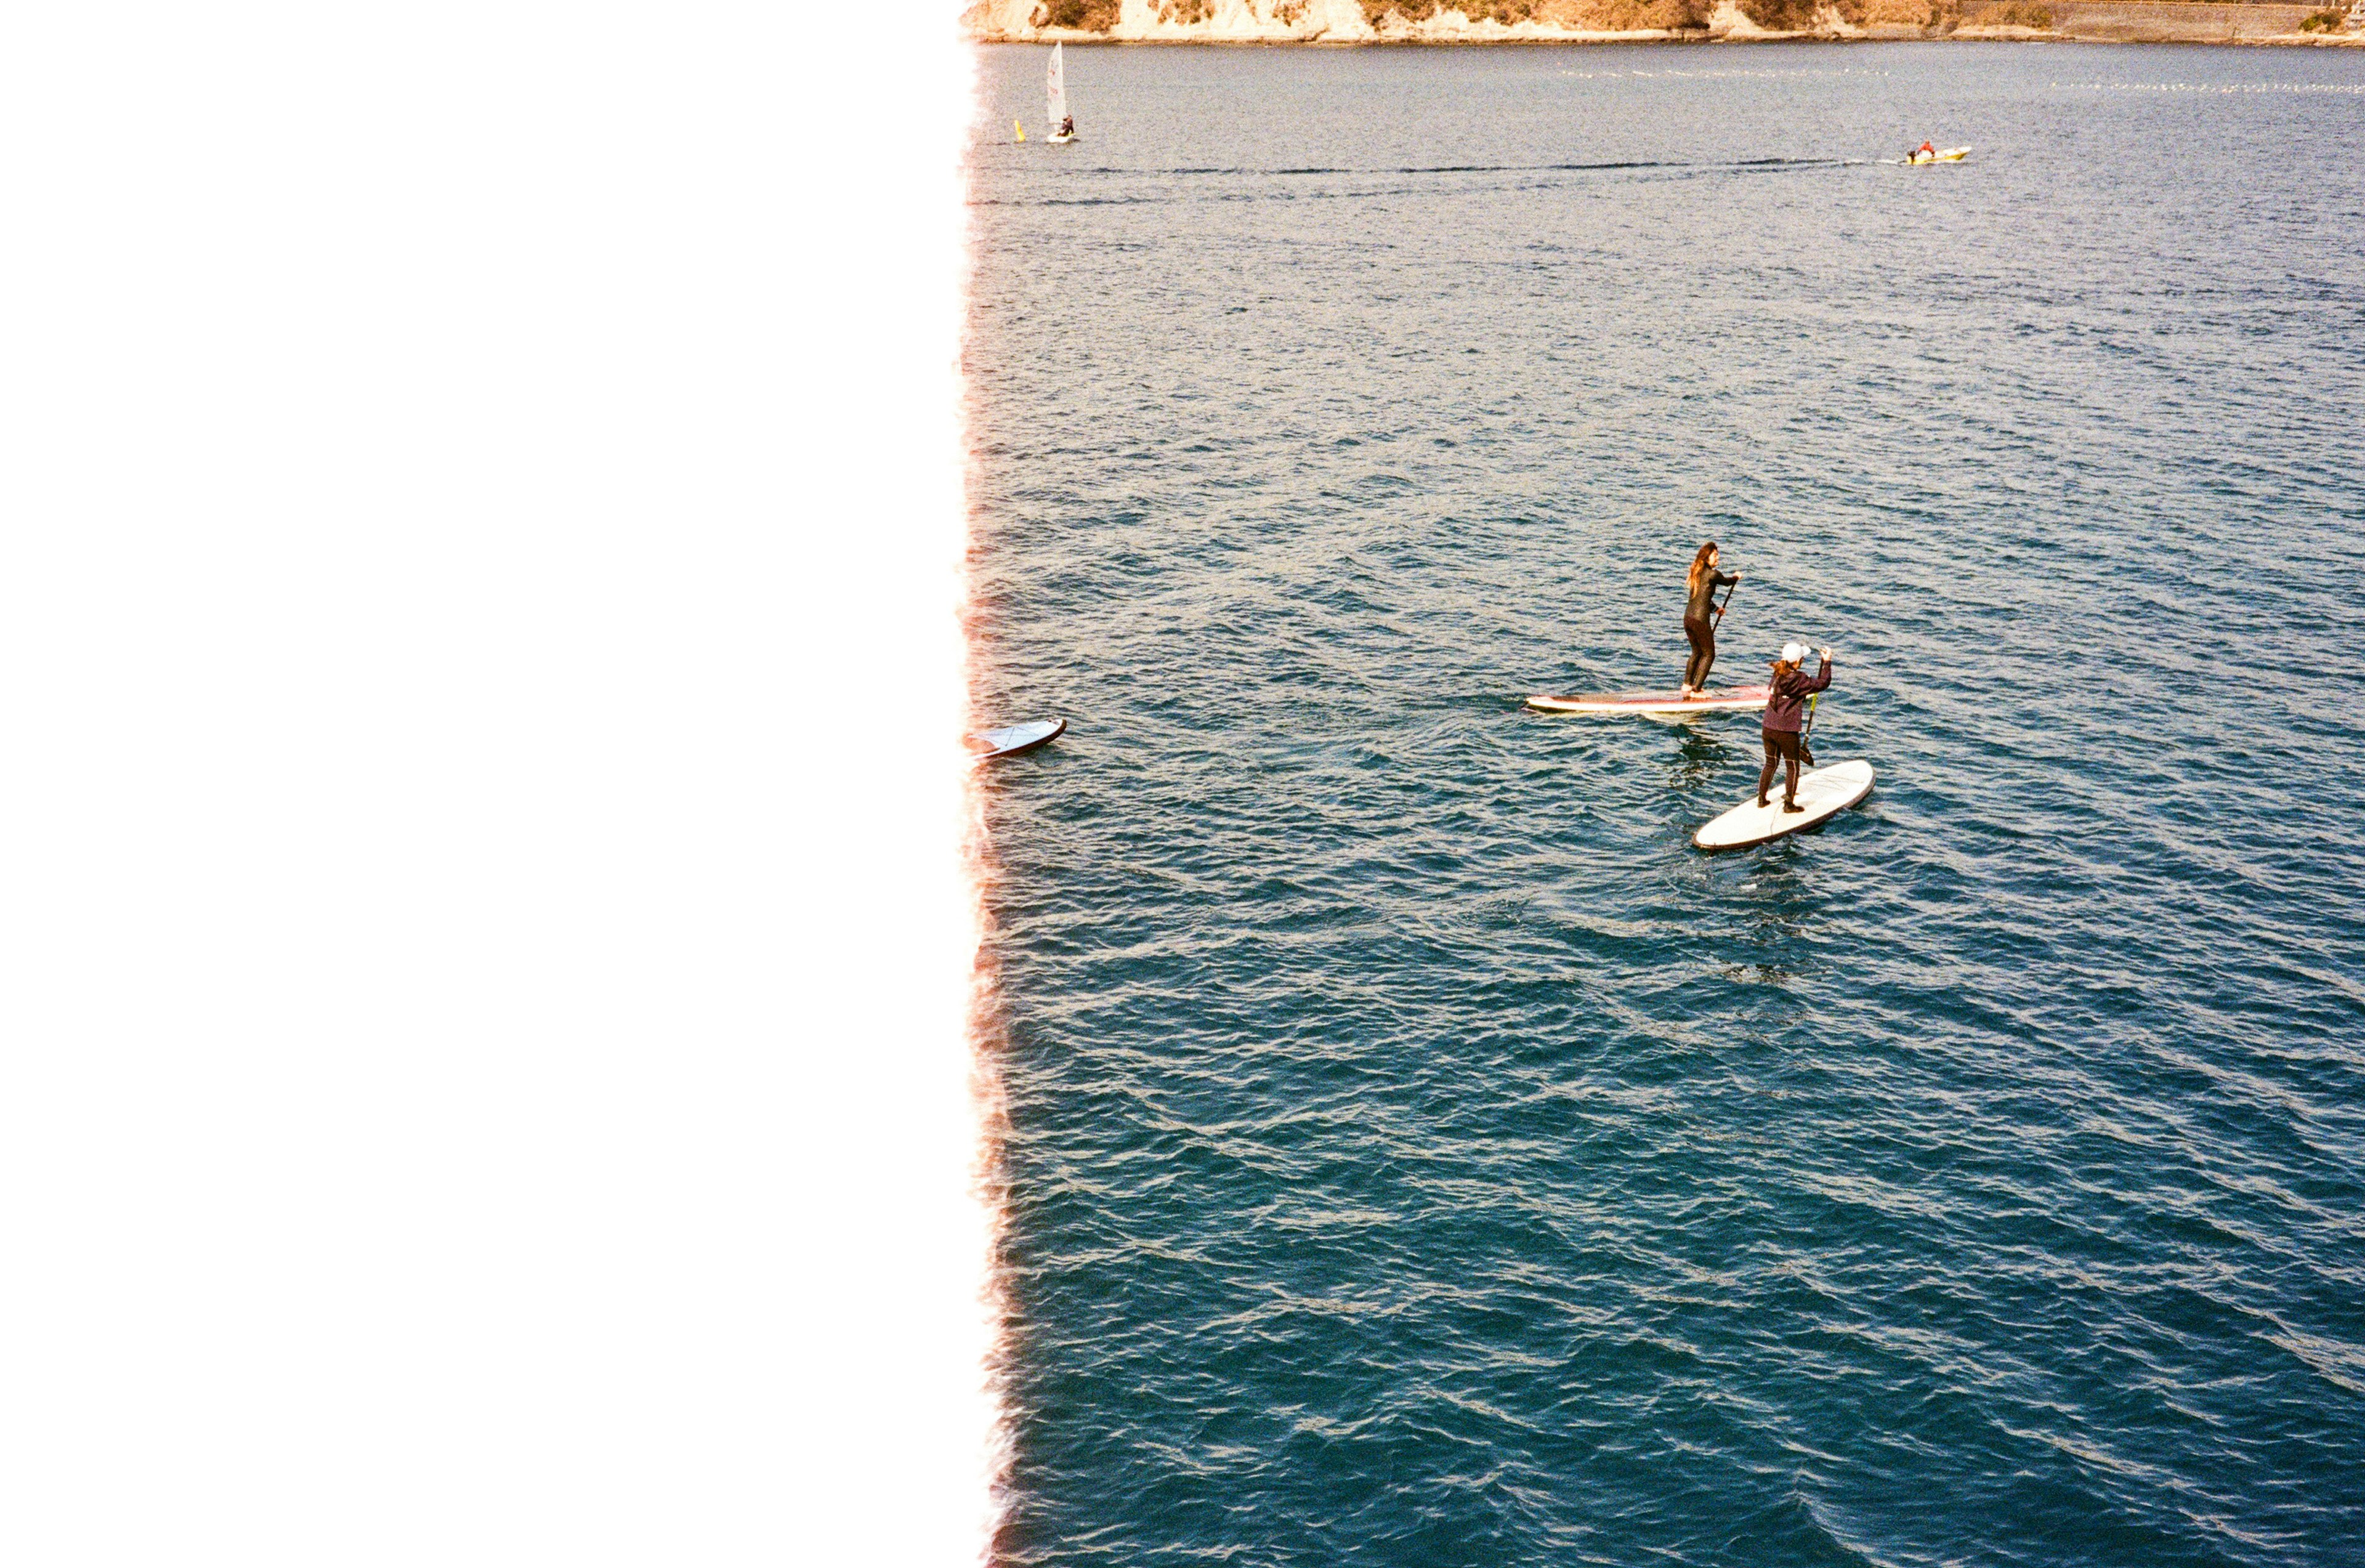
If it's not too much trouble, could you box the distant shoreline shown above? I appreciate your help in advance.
[972,33,2365,42]
[965,0,2365,47]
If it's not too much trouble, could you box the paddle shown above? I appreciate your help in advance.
[1798,647,1832,766]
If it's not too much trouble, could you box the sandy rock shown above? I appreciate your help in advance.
[1300,0,1380,39]
[1706,0,1779,34]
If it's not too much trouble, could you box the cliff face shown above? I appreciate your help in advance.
[963,0,1712,41]
[966,0,1381,42]
[963,0,2365,41]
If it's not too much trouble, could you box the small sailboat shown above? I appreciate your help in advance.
[1045,42,1077,144]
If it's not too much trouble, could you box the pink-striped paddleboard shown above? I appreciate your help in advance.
[1524,685,1769,718]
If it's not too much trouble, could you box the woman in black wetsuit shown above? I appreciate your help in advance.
[1759,642,1834,812]
[1681,541,1739,698]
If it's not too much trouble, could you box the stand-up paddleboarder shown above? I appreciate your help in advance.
[1681,542,1739,699]
[1758,642,1833,812]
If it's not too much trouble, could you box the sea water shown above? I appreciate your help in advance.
[966,42,2365,1567]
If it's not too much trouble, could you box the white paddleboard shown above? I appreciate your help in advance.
[966,717,1065,761]
[1692,759,1874,852]
[1526,685,1769,717]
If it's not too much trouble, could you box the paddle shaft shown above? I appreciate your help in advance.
[1713,578,1738,624]
[1798,650,1835,756]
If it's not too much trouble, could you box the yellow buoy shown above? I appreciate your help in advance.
[1014,119,1025,143]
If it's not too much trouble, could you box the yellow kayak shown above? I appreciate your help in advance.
[1907,146,1972,164]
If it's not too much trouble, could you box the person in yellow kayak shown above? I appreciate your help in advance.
[1912,140,1936,162]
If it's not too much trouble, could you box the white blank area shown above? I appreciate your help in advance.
[0,5,988,1562]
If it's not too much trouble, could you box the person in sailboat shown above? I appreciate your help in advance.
[1058,115,1075,139]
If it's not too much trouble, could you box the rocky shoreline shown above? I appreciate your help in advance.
[964,0,2365,44]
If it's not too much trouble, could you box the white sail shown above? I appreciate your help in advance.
[1046,42,1067,132]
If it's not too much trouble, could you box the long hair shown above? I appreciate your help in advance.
[1686,541,1718,599]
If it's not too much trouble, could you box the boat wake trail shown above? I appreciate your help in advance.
[970,156,1869,206]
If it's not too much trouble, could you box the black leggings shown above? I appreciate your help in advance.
[1683,615,1715,690]
[1758,728,1803,807]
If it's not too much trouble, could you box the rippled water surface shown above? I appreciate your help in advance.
[965,42,2365,1567]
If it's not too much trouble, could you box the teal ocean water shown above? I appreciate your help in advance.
[967,42,2365,1567]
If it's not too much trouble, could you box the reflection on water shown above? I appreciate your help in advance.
[1669,724,1742,793]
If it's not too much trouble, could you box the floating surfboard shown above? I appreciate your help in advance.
[1526,685,1770,717]
[1692,759,1874,852]
[966,717,1065,762]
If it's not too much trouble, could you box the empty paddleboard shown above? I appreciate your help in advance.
[1693,759,1874,852]
[967,717,1065,762]
[1527,685,1769,718]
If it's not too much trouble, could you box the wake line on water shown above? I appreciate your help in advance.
[1273,160,1682,174]
[1080,156,1856,176]
[2053,80,2365,95]
[969,155,1868,203]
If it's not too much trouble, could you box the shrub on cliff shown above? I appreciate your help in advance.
[1574,0,1711,25]
[1976,1,2055,25]
[1035,0,1122,28]
[1361,0,1546,20]
[1860,0,1954,26]
[1365,0,1705,21]
[1580,0,1712,23]
[2298,6,2343,28]
[1738,0,1866,28]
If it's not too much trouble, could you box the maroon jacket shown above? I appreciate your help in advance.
[1761,657,1832,733]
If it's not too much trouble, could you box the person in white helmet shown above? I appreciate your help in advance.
[1757,641,1833,812]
